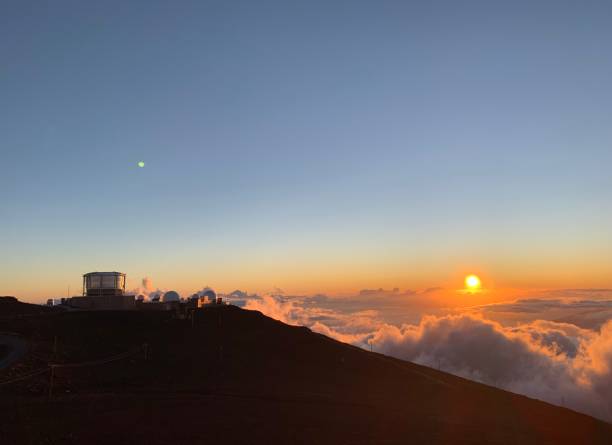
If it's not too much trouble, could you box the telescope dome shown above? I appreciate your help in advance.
[200,289,217,300]
[162,290,180,302]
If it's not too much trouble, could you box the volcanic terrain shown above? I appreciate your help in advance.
[1,297,611,444]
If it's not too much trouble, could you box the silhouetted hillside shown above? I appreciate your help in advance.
[0,296,62,317]
[1,301,611,444]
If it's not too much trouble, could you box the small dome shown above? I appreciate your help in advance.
[200,289,217,300]
[136,294,146,301]
[162,290,180,302]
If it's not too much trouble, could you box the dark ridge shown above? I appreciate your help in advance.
[0,296,63,317]
[0,299,611,445]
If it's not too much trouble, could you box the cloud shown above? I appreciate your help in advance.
[359,287,405,296]
[475,297,612,330]
[367,314,612,420]
[142,277,153,291]
[269,287,285,296]
[127,277,165,302]
[549,289,612,299]
[422,286,444,294]
[244,295,380,344]
[480,298,612,314]
[244,295,300,325]
[480,298,566,313]
[244,294,612,422]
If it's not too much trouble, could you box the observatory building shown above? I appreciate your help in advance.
[63,272,222,313]
[83,272,126,296]
[68,272,135,310]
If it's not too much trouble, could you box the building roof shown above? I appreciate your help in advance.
[83,271,126,277]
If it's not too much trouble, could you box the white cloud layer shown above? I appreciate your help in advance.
[244,294,612,422]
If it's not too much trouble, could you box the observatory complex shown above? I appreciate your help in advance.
[56,271,222,313]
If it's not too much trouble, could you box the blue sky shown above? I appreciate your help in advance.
[2,1,612,300]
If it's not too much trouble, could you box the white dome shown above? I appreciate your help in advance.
[149,291,162,302]
[199,289,217,300]
[161,290,180,302]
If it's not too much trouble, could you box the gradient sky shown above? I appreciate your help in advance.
[2,1,612,301]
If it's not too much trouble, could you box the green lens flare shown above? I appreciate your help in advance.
[138,161,145,168]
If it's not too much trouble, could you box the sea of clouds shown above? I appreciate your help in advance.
[236,290,612,422]
[129,278,612,421]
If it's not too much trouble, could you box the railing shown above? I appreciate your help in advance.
[0,343,149,399]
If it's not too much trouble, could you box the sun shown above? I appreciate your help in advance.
[465,274,481,291]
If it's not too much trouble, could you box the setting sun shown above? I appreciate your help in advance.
[465,275,481,290]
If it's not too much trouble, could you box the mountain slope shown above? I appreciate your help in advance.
[0,296,62,317]
[1,303,611,444]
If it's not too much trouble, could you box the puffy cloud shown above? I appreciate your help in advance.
[245,294,612,422]
[369,315,590,403]
[127,277,164,302]
[244,295,302,325]
[142,277,153,292]
[244,295,379,344]
[371,315,612,421]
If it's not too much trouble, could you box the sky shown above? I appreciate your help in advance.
[2,0,612,301]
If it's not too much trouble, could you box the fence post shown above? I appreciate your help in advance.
[52,335,59,361]
[48,365,55,400]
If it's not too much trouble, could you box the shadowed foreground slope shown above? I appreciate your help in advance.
[1,303,611,445]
